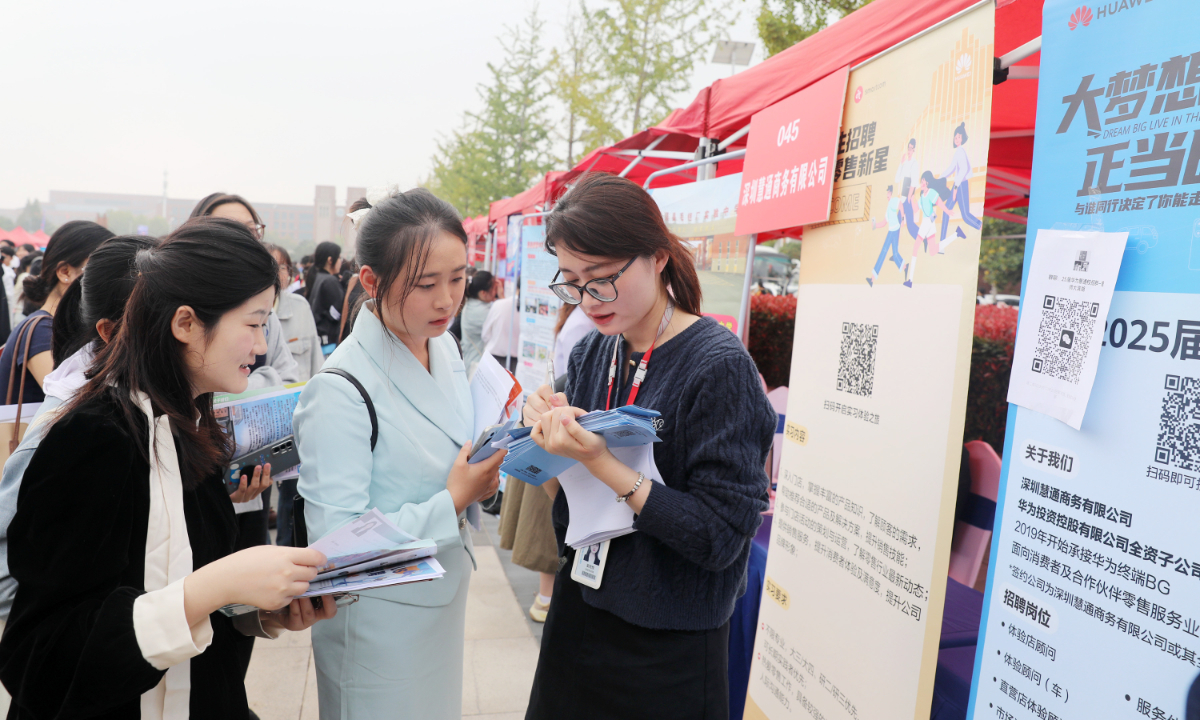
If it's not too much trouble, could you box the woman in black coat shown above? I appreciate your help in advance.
[0,219,336,719]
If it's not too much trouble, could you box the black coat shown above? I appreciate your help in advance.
[307,271,345,346]
[0,392,253,718]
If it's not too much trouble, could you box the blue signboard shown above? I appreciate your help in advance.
[969,2,1200,718]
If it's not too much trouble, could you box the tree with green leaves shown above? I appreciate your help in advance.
[591,0,732,135]
[979,207,1028,296]
[427,6,557,216]
[551,2,622,166]
[15,200,45,232]
[756,0,876,57]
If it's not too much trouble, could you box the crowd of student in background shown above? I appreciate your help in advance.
[0,177,775,720]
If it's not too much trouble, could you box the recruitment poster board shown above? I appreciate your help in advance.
[649,172,754,335]
[515,221,560,397]
[745,4,994,720]
[969,2,1200,718]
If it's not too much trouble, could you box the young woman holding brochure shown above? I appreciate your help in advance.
[521,173,777,719]
[293,187,505,719]
[0,220,334,719]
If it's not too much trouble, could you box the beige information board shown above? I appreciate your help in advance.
[745,5,994,719]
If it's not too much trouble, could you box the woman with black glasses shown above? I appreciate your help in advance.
[521,173,776,720]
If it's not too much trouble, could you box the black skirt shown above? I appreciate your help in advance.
[526,549,730,720]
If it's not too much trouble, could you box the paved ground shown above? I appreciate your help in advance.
[246,510,542,719]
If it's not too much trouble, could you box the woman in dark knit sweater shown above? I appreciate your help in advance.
[521,173,776,719]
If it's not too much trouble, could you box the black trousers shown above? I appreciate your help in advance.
[526,549,730,720]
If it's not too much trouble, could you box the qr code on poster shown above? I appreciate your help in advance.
[1031,296,1099,385]
[1155,374,1200,472]
[837,322,878,397]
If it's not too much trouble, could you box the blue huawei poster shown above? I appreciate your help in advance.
[969,1,1200,718]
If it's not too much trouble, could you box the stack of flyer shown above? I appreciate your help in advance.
[219,509,443,616]
[496,406,661,486]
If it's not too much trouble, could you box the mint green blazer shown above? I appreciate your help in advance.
[294,305,476,607]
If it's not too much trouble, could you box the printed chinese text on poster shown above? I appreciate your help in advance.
[735,67,849,235]
[744,5,994,720]
[970,2,1200,719]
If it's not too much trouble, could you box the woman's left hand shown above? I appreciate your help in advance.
[259,596,338,633]
[531,406,607,464]
[229,463,272,504]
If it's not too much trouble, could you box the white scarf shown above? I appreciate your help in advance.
[133,391,205,719]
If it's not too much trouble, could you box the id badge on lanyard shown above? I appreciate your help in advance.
[570,540,610,589]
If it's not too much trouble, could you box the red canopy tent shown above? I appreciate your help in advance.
[31,230,51,246]
[554,0,1041,227]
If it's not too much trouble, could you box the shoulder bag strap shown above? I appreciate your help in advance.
[9,314,48,452]
[319,368,377,452]
[293,366,377,549]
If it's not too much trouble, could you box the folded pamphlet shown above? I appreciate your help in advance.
[498,406,660,486]
[217,508,443,616]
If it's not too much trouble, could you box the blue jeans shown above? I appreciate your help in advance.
[874,230,904,275]
[941,179,982,240]
[276,478,298,547]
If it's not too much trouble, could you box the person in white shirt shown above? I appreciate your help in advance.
[482,285,522,373]
[0,247,15,313]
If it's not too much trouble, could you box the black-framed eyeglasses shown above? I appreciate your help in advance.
[549,257,636,305]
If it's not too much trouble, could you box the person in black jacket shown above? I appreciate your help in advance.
[304,241,345,352]
[0,218,336,719]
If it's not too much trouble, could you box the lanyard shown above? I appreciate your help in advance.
[606,302,674,411]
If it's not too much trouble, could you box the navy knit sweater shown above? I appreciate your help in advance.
[556,316,776,631]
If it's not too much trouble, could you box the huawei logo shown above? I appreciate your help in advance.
[956,54,972,74]
[1068,5,1093,30]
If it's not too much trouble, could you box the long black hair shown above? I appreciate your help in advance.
[545,173,702,316]
[62,218,280,487]
[22,221,113,307]
[52,235,160,365]
[348,188,467,321]
[304,241,341,298]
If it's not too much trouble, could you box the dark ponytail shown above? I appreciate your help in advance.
[305,241,341,298]
[51,235,160,365]
[544,173,702,316]
[23,220,113,306]
[349,189,467,321]
[467,271,495,300]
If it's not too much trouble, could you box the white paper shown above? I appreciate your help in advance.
[1007,229,1127,429]
[469,353,515,439]
[559,444,664,549]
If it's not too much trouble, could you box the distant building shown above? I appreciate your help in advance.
[37,185,364,246]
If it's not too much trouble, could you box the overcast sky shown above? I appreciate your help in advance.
[0,0,761,209]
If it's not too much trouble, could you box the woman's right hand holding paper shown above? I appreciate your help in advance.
[184,546,328,624]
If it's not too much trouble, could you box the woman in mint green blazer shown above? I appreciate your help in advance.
[294,188,505,719]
